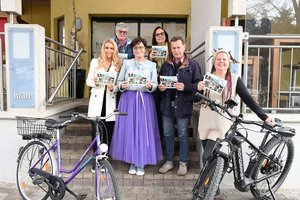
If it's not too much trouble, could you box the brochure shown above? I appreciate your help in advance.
[160,75,178,88]
[203,72,227,94]
[152,46,168,58]
[127,71,148,85]
[97,71,115,85]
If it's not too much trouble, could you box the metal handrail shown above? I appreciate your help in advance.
[45,46,76,58]
[187,41,205,55]
[45,36,80,53]
[243,34,300,111]
[47,48,84,103]
[249,35,300,39]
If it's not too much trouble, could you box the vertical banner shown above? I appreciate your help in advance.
[6,27,35,108]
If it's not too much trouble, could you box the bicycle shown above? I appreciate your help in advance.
[192,93,295,200]
[16,109,127,200]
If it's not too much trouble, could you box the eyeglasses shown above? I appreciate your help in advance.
[155,32,165,37]
[133,46,145,51]
[117,30,128,34]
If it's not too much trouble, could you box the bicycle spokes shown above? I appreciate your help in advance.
[17,141,54,200]
[96,160,119,200]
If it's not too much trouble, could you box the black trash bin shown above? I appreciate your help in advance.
[76,69,86,98]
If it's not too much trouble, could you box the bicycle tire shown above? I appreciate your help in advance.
[16,140,55,200]
[192,156,225,200]
[95,159,120,200]
[250,136,294,199]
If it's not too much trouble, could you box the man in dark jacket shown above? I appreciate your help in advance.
[158,36,203,176]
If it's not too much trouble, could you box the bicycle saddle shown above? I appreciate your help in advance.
[45,118,67,129]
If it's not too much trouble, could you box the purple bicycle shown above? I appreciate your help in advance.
[16,110,126,200]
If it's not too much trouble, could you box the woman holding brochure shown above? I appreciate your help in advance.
[149,26,170,137]
[197,49,275,168]
[110,37,163,176]
[149,26,170,72]
[86,39,121,172]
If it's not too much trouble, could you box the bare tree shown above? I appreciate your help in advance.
[247,0,299,33]
[292,0,300,32]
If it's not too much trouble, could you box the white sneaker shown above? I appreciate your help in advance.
[136,166,145,176]
[158,161,174,174]
[128,164,136,175]
[177,162,187,176]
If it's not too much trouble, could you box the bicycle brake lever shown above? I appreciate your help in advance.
[208,100,220,111]
[118,112,128,116]
[208,103,217,111]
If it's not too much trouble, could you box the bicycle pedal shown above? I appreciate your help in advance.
[77,193,88,200]
[32,176,44,185]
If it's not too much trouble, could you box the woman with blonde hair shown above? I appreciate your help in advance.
[86,39,121,172]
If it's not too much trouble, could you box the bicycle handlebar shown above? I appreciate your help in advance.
[194,92,234,118]
[71,109,127,122]
[45,109,128,130]
[193,92,295,137]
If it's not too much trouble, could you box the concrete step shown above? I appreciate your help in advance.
[59,159,201,181]
[60,148,200,162]
[61,134,198,151]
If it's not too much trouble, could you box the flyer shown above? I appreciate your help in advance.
[127,71,148,85]
[203,72,227,94]
[160,75,178,88]
[152,46,168,58]
[97,72,115,85]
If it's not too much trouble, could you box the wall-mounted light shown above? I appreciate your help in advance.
[75,17,82,31]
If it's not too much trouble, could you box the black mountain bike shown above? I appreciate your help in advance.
[192,93,295,200]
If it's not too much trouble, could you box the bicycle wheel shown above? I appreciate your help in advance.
[17,140,55,200]
[95,159,120,200]
[192,156,225,200]
[251,136,294,199]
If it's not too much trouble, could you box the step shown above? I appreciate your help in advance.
[59,159,201,181]
[61,135,198,153]
[74,104,88,113]
[60,148,200,162]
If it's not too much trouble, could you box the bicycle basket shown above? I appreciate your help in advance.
[16,116,55,139]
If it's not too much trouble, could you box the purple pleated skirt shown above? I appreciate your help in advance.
[109,90,163,167]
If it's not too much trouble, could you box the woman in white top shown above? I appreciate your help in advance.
[86,39,121,171]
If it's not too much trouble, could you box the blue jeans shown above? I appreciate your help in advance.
[162,115,189,163]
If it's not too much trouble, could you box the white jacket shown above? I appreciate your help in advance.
[86,59,119,121]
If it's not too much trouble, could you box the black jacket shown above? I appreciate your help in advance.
[159,55,203,118]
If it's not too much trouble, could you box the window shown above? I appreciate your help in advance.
[58,18,65,48]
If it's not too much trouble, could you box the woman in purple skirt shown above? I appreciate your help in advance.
[110,37,163,176]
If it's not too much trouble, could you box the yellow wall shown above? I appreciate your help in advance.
[51,0,191,97]
[21,0,51,37]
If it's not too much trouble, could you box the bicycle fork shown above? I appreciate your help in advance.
[232,136,253,192]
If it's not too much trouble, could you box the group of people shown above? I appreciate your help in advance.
[86,22,275,177]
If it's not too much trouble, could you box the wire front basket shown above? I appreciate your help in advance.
[16,116,55,140]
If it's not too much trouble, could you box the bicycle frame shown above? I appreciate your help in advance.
[30,121,103,185]
[207,119,289,193]
[192,92,295,200]
[17,111,126,200]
